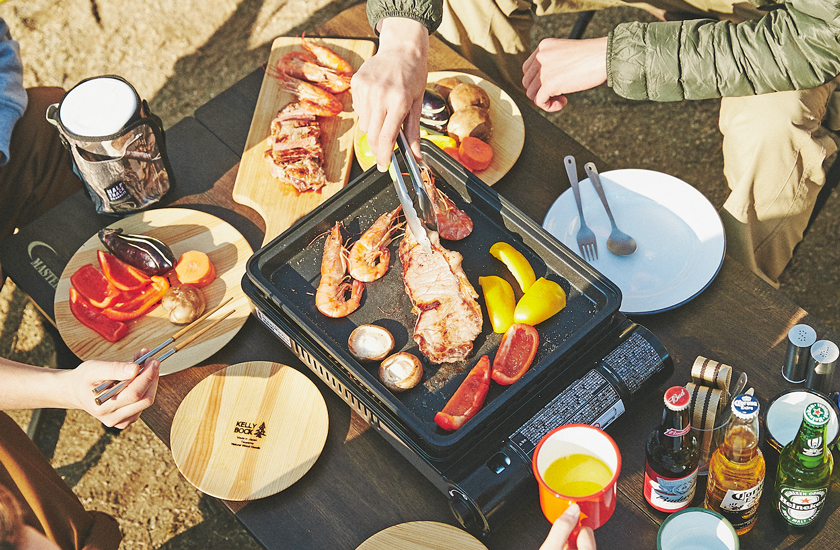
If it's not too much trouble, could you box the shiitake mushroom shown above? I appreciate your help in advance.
[432,76,463,101]
[379,352,424,392]
[448,82,491,112]
[447,106,492,143]
[348,324,395,362]
[161,285,206,325]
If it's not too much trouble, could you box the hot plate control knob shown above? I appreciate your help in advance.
[448,488,483,534]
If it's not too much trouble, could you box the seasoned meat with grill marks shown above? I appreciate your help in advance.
[399,227,483,364]
[265,102,327,192]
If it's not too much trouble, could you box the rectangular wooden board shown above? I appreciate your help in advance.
[233,36,376,245]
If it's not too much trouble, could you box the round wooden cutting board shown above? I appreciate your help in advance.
[356,522,488,550]
[54,208,252,376]
[354,71,525,186]
[170,362,329,501]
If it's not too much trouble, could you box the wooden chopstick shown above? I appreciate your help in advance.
[93,307,236,406]
[93,297,234,394]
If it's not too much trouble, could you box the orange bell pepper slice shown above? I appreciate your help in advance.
[101,276,169,321]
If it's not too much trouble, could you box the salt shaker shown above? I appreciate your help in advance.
[804,340,840,395]
[782,324,817,383]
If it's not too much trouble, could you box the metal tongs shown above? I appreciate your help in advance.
[390,129,437,252]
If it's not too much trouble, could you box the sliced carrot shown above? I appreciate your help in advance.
[443,147,462,163]
[458,136,493,171]
[174,250,216,288]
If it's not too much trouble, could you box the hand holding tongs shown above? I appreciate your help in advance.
[390,129,437,252]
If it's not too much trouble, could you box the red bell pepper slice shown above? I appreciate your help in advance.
[434,355,491,431]
[491,323,539,385]
[101,276,170,321]
[97,250,150,292]
[69,288,128,342]
[70,263,121,309]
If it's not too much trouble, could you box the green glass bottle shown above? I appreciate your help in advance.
[773,402,834,528]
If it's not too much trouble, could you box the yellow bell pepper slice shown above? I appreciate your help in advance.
[479,276,516,333]
[514,277,566,325]
[422,134,458,150]
[489,242,536,293]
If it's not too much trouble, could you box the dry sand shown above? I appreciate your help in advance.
[0,1,837,548]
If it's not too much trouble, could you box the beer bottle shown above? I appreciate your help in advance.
[704,394,765,535]
[774,402,834,528]
[643,386,700,512]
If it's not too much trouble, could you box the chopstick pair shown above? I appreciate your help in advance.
[93,298,235,406]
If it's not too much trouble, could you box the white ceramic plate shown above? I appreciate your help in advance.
[543,169,725,315]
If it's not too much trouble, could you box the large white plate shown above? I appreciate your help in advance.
[543,169,725,315]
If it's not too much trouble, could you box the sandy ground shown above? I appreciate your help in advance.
[0,1,838,549]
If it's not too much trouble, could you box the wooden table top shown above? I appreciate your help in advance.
[2,4,838,549]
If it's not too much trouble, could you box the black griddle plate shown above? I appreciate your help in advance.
[246,143,621,457]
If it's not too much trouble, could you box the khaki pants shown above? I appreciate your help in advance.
[437,0,834,287]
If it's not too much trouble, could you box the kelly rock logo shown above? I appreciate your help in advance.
[28,241,60,288]
[234,421,266,438]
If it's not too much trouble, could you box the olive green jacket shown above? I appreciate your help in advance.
[367,0,840,102]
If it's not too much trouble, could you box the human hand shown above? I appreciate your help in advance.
[351,17,429,171]
[522,37,609,113]
[63,349,160,429]
[539,503,596,550]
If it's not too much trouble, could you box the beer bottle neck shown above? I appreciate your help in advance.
[660,407,691,436]
[722,414,760,461]
[792,419,828,467]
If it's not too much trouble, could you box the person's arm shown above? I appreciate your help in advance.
[0,18,28,166]
[522,37,608,113]
[0,352,159,429]
[608,0,840,102]
[352,1,443,170]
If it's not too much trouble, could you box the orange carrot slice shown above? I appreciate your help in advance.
[458,136,493,171]
[174,250,216,288]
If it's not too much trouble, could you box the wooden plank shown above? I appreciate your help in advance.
[232,37,376,245]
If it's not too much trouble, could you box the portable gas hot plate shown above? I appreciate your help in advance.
[243,143,673,537]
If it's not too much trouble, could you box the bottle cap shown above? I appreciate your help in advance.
[731,394,760,419]
[804,402,830,427]
[664,386,690,411]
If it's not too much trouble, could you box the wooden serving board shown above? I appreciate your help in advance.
[55,208,252,376]
[356,522,487,550]
[233,36,376,246]
[170,361,329,501]
[354,71,525,186]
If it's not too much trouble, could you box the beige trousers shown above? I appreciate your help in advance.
[437,0,835,287]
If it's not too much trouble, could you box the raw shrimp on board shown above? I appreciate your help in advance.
[316,222,364,318]
[348,206,403,282]
[276,51,351,94]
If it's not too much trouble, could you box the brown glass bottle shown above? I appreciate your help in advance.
[643,386,700,512]
[704,394,766,535]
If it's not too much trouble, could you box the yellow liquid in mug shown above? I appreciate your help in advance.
[543,454,612,497]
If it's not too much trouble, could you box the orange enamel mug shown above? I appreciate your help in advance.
[532,424,622,546]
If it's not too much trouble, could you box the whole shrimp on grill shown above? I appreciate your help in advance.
[300,33,354,76]
[421,164,473,240]
[276,51,351,94]
[316,222,364,318]
[348,206,403,282]
[276,72,343,117]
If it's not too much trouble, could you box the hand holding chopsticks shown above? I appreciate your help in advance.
[93,298,235,406]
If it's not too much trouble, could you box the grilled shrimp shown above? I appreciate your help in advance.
[421,164,473,240]
[316,222,364,318]
[348,206,403,282]
[301,33,354,76]
[277,51,351,94]
[276,72,343,117]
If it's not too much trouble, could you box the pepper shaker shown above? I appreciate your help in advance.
[804,340,840,396]
[782,324,817,383]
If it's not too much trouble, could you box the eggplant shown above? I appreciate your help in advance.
[420,89,450,133]
[99,227,176,276]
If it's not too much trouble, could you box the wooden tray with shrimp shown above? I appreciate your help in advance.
[233,36,376,246]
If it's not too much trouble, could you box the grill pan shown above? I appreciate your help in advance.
[245,143,622,458]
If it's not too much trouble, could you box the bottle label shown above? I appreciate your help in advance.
[715,480,764,529]
[663,426,690,437]
[778,486,828,526]
[643,463,697,512]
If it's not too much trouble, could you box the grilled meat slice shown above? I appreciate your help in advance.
[264,102,327,192]
[399,227,482,364]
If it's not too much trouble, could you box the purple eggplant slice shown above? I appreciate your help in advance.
[98,227,176,276]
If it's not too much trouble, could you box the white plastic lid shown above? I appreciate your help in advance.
[59,77,138,137]
[788,324,817,348]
